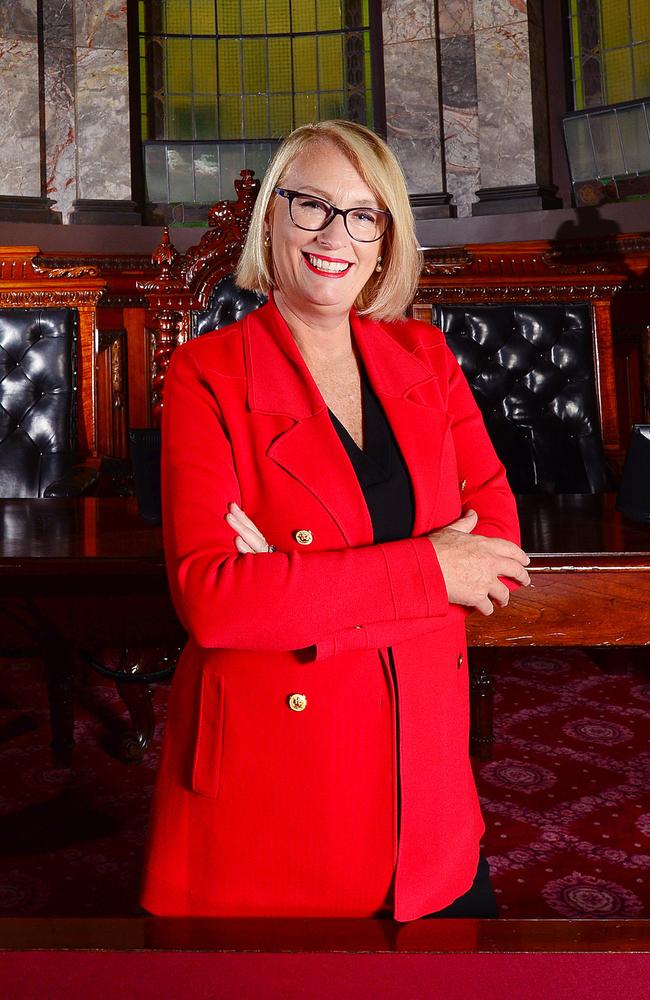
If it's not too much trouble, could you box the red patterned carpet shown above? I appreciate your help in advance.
[0,649,648,919]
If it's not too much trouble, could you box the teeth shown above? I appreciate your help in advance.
[306,254,350,273]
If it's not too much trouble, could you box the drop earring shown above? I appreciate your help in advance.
[264,232,271,247]
[375,257,382,273]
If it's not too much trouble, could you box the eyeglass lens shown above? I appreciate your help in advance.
[289,194,389,242]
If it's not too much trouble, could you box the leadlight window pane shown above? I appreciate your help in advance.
[268,36,291,90]
[293,36,317,91]
[167,143,195,201]
[269,94,293,136]
[168,95,194,138]
[292,0,316,33]
[319,34,343,90]
[590,111,626,175]
[241,0,266,34]
[165,0,191,34]
[604,47,634,103]
[294,92,318,125]
[216,0,241,34]
[266,0,291,34]
[244,94,269,138]
[166,37,192,93]
[194,146,220,201]
[319,91,345,119]
[218,95,243,138]
[193,96,217,138]
[218,38,241,94]
[631,0,650,41]
[145,142,169,201]
[564,115,598,182]
[193,38,217,93]
[633,41,650,95]
[317,0,342,31]
[191,0,216,34]
[616,103,650,172]
[601,0,630,49]
[242,37,267,94]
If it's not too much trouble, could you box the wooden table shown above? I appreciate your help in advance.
[1,494,648,763]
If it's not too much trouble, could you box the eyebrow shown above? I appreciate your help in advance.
[297,185,381,210]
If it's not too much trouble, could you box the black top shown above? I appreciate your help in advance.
[328,368,414,543]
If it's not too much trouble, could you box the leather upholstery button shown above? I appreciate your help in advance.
[288,693,307,712]
[294,529,313,545]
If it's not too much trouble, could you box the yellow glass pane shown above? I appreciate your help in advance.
[218,95,243,138]
[317,0,342,31]
[319,92,345,119]
[191,0,216,34]
[138,1,146,32]
[218,39,242,94]
[633,41,650,96]
[631,0,650,42]
[294,92,318,125]
[217,0,241,34]
[193,39,217,93]
[266,0,290,34]
[268,37,291,90]
[243,38,267,93]
[166,38,192,93]
[242,0,266,34]
[165,0,191,34]
[269,94,292,136]
[604,46,634,103]
[244,95,268,137]
[318,35,343,90]
[292,0,316,33]
[293,36,317,91]
[167,95,194,138]
[601,0,631,50]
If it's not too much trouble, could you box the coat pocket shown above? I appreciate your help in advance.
[191,669,225,799]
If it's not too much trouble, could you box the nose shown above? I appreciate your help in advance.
[316,211,349,247]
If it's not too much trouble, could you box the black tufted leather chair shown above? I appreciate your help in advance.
[0,309,98,498]
[192,276,267,339]
[431,303,611,494]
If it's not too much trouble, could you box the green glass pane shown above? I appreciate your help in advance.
[167,143,195,201]
[218,95,244,138]
[604,46,634,103]
[292,0,316,33]
[166,37,192,92]
[266,0,290,34]
[633,41,650,97]
[217,0,241,34]
[616,103,650,172]
[139,37,147,57]
[293,92,318,125]
[242,0,266,34]
[191,0,216,34]
[631,0,650,41]
[194,147,220,203]
[167,96,194,138]
[268,37,291,90]
[218,39,242,93]
[193,38,217,93]
[317,0,342,31]
[564,115,598,182]
[244,94,269,137]
[145,143,169,202]
[601,0,631,50]
[165,0,191,34]
[243,38,267,93]
[319,91,345,119]
[138,1,146,33]
[269,94,293,136]
[318,34,343,90]
[591,110,626,176]
[293,36,317,91]
[193,96,218,138]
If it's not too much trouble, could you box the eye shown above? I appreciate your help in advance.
[350,208,380,225]
[295,196,329,214]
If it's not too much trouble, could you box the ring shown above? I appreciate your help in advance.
[267,544,276,553]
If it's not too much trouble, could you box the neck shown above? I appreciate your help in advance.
[273,290,354,365]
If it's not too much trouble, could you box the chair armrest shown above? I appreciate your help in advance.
[44,460,101,498]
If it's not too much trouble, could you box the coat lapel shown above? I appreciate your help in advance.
[243,300,450,544]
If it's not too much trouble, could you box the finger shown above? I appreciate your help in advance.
[495,558,531,586]
[486,537,530,564]
[229,502,266,540]
[234,535,255,554]
[450,509,478,534]
[488,581,510,608]
[226,513,268,552]
[475,595,494,616]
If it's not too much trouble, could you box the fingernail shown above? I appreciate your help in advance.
[231,502,241,511]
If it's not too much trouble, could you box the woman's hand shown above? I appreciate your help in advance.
[428,509,531,617]
[225,502,275,554]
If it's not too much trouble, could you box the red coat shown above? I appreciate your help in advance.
[140,297,519,921]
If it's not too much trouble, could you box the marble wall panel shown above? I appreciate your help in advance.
[0,0,37,40]
[75,0,128,51]
[0,37,40,196]
[383,36,444,194]
[473,3,537,188]
[437,0,474,37]
[438,1,480,216]
[43,0,76,219]
[382,0,436,44]
[75,46,132,201]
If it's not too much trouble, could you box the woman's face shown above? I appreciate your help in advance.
[268,141,384,325]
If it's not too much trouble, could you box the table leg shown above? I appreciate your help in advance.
[116,676,155,764]
[469,649,498,761]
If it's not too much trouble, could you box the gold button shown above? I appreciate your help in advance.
[288,692,307,712]
[294,529,313,545]
[460,479,467,491]
[457,654,464,670]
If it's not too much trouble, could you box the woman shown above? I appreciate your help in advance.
[140,120,530,922]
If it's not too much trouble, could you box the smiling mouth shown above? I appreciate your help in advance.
[302,252,353,277]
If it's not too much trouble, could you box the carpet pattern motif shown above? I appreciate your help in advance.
[0,649,648,918]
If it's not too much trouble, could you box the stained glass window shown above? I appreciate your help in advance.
[568,0,650,110]
[138,0,374,142]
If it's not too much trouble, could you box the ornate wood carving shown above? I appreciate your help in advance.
[32,261,101,279]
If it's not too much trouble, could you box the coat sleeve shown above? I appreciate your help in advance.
[161,344,451,654]
[314,334,522,659]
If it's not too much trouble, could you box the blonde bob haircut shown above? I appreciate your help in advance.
[236,120,422,322]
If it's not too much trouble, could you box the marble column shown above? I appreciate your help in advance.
[0,0,59,221]
[471,0,561,214]
[437,0,480,218]
[68,0,140,224]
[382,0,455,218]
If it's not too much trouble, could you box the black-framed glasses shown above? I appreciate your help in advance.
[274,188,392,243]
